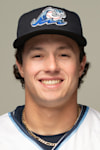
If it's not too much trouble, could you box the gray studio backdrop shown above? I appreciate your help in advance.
[0,0,100,115]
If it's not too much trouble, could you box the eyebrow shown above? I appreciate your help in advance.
[25,46,45,54]
[23,46,45,55]
[57,45,74,51]
[29,46,44,51]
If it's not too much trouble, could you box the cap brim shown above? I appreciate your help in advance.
[13,29,87,48]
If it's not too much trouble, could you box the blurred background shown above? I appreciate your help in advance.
[0,0,100,115]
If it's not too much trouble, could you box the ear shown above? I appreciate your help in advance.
[79,56,86,77]
[16,60,24,78]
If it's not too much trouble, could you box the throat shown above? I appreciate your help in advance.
[22,104,81,136]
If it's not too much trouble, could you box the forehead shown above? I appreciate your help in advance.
[24,34,79,48]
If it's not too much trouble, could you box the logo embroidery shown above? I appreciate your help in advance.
[31,7,67,27]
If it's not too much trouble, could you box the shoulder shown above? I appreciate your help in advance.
[87,107,100,121]
[0,113,10,123]
[0,113,13,129]
[77,105,100,133]
[83,106,100,132]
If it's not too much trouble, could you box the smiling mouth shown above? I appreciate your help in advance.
[40,80,63,85]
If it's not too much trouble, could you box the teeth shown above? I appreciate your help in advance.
[41,80,61,85]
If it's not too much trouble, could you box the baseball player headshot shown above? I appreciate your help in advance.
[0,5,100,150]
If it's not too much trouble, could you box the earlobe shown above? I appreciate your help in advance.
[79,56,86,77]
[16,60,24,78]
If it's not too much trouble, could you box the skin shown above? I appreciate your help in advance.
[16,34,86,135]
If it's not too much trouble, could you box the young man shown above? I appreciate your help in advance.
[0,6,100,150]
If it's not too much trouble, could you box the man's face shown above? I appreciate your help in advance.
[17,34,86,108]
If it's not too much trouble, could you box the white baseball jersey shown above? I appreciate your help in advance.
[0,105,100,150]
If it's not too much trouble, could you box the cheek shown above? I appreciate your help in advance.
[62,60,79,77]
[23,60,43,79]
[64,61,80,89]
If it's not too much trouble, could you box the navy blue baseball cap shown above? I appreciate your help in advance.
[13,6,87,48]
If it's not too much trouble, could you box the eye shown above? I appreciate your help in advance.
[34,55,41,58]
[61,54,70,57]
[31,54,43,59]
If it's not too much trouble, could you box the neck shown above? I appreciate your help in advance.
[23,95,80,135]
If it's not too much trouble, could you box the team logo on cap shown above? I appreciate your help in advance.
[31,7,67,27]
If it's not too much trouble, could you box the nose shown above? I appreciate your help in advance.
[44,55,60,73]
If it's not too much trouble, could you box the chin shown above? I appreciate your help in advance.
[38,96,68,108]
